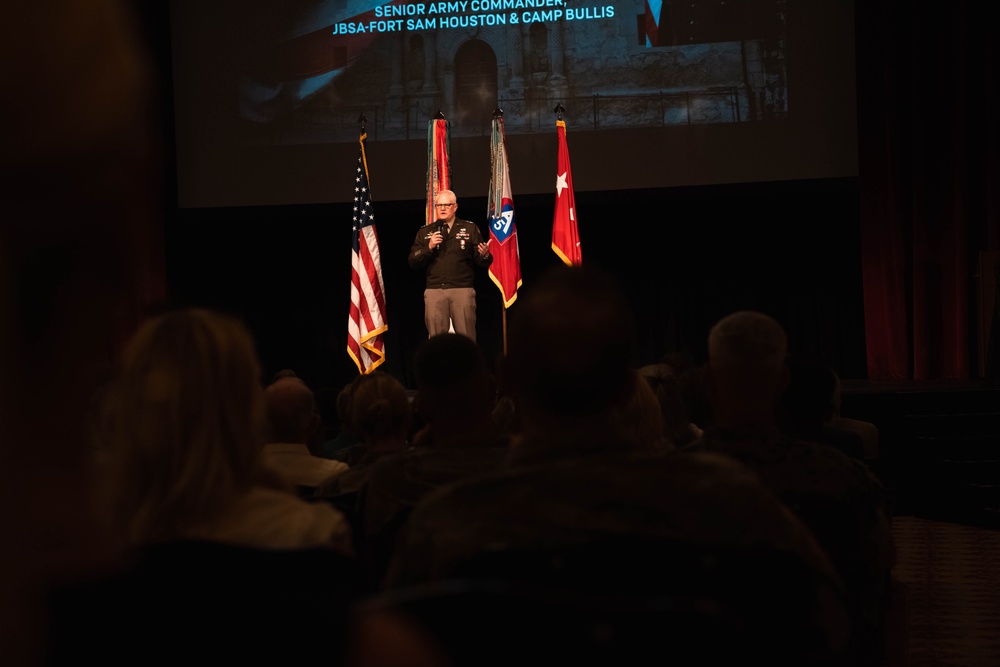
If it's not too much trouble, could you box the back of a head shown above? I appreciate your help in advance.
[779,356,839,431]
[335,381,358,433]
[413,333,493,418]
[644,372,700,448]
[271,368,299,382]
[504,265,636,417]
[609,370,669,452]
[707,310,788,398]
[349,371,412,445]
[100,308,266,543]
[264,377,317,443]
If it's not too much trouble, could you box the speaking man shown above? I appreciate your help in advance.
[408,189,492,341]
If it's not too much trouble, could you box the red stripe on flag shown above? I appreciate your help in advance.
[348,132,387,374]
[426,119,451,225]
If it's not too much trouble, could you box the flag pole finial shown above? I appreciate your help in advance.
[434,110,446,119]
[554,103,565,120]
[358,114,367,132]
[492,107,503,118]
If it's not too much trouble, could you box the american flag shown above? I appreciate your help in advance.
[348,131,387,374]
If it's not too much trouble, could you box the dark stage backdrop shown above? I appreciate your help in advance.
[164,177,865,395]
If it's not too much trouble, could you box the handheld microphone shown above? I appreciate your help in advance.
[432,220,444,250]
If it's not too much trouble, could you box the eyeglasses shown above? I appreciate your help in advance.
[435,203,456,208]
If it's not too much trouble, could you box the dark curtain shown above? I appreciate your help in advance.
[856,1,1000,380]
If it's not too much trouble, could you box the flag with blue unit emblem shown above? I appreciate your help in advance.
[487,115,522,309]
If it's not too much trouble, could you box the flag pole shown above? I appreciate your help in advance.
[493,106,508,355]
[487,106,521,354]
[348,112,388,374]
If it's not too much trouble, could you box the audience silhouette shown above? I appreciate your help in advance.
[776,354,867,460]
[829,369,882,462]
[683,310,895,666]
[323,370,414,495]
[320,380,364,459]
[360,333,510,586]
[36,255,903,666]
[497,264,650,465]
[44,308,373,663]
[23,242,899,667]
[261,375,351,498]
[93,308,353,552]
[638,352,704,447]
[370,266,858,666]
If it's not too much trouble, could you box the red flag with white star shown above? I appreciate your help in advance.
[552,119,582,266]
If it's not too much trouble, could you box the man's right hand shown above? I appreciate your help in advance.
[429,231,443,250]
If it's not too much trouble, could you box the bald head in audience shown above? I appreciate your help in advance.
[706,310,790,429]
[696,310,895,665]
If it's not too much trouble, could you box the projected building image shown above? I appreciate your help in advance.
[229,0,787,144]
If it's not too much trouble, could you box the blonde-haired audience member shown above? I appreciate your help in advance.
[95,307,353,554]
